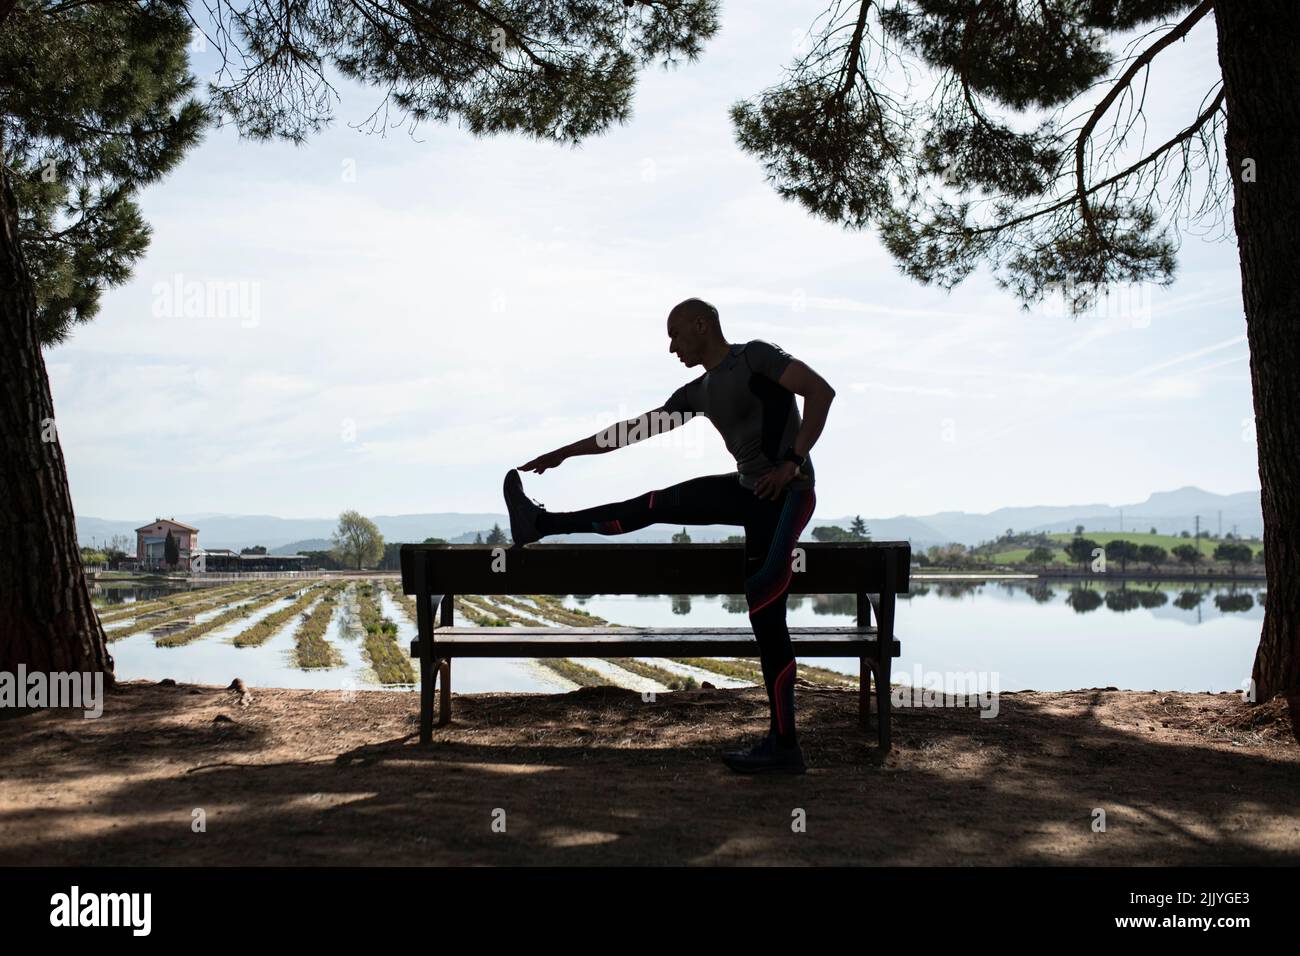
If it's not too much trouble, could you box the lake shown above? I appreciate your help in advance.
[98,577,1264,696]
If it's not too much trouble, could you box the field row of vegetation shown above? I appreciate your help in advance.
[106,582,291,641]
[456,593,538,626]
[354,583,415,684]
[98,582,267,625]
[379,578,505,628]
[385,583,860,691]
[231,582,339,647]
[506,594,606,626]
[96,583,251,623]
[293,586,347,669]
[154,584,304,648]
[601,657,701,690]
[536,659,610,687]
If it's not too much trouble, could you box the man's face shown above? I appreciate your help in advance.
[667,315,704,367]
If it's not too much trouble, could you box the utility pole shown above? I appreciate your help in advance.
[1119,508,1124,532]
[1194,514,1200,553]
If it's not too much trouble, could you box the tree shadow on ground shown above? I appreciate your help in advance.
[0,681,1296,865]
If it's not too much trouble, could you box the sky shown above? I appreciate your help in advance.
[46,1,1258,523]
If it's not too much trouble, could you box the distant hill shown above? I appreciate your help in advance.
[76,486,1262,552]
[850,486,1261,549]
[270,538,333,556]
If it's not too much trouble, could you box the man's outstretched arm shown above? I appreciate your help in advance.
[519,405,689,474]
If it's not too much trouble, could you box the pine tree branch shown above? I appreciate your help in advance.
[1073,0,1215,248]
[833,0,871,111]
[449,0,552,71]
[961,82,1225,239]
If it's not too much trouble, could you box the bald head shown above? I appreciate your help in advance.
[667,297,728,370]
[668,297,721,336]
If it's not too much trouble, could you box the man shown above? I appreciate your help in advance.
[503,297,835,774]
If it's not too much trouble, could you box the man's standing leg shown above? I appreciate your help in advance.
[742,485,817,749]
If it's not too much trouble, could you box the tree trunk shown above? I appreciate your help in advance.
[0,165,113,680]
[1215,3,1300,704]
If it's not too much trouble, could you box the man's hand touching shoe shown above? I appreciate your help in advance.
[519,448,568,474]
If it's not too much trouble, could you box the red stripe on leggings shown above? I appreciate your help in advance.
[773,659,796,734]
[747,492,817,615]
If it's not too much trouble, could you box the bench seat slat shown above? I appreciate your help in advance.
[433,626,877,637]
[410,626,899,659]
[411,641,900,658]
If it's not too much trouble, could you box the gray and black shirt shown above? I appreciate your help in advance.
[663,339,814,491]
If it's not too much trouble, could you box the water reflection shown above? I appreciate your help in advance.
[1067,588,1103,613]
[1012,581,1056,604]
[584,580,1262,621]
[1215,589,1254,613]
[1096,586,1168,612]
[107,578,1268,695]
[571,577,1263,693]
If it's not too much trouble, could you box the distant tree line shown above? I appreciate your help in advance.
[923,529,1265,577]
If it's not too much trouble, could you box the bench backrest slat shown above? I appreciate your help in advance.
[400,542,910,596]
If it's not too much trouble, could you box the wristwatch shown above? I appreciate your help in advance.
[781,447,807,469]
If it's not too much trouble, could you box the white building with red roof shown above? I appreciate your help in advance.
[135,518,199,571]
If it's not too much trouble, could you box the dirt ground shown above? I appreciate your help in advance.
[1,678,1297,865]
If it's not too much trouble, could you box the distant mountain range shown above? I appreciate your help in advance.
[859,486,1263,548]
[76,486,1262,552]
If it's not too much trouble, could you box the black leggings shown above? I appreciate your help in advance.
[536,472,817,742]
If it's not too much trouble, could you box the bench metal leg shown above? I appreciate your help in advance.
[419,652,437,743]
[415,558,435,744]
[437,658,452,725]
[859,656,872,730]
[874,558,897,753]
[874,654,892,752]
[856,591,876,736]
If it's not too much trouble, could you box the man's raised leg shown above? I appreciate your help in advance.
[535,473,748,537]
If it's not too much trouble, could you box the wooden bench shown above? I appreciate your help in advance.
[399,541,910,750]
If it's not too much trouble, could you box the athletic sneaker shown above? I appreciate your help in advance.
[503,469,547,546]
[721,733,807,775]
